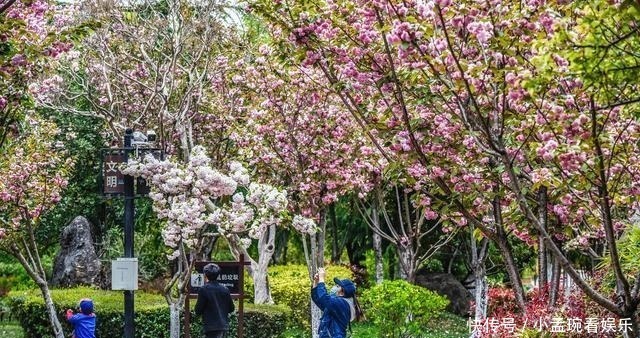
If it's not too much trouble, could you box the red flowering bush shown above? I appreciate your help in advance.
[471,285,625,337]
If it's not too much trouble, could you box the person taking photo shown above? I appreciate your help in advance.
[311,267,363,338]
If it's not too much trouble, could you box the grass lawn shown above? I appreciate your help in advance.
[0,321,23,338]
[280,312,469,338]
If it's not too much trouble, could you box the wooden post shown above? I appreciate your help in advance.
[184,296,191,338]
[238,254,245,338]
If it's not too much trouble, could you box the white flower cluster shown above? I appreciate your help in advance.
[229,161,250,187]
[247,182,288,212]
[292,215,317,235]
[122,147,243,259]
[218,182,288,240]
[122,146,295,259]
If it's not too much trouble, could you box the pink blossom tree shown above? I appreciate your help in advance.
[221,43,384,334]
[0,116,73,338]
[248,0,529,312]
[0,0,83,149]
[248,1,640,331]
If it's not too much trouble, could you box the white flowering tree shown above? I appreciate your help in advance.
[123,145,289,336]
[222,181,288,304]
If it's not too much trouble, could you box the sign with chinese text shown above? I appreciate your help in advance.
[103,152,126,196]
[101,148,163,197]
[190,261,244,295]
[185,256,249,338]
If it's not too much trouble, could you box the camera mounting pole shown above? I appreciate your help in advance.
[123,128,135,338]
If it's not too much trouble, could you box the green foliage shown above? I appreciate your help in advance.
[244,265,352,328]
[100,199,170,281]
[8,287,290,338]
[36,111,105,250]
[0,262,36,295]
[0,322,23,338]
[360,280,449,338]
[598,225,640,287]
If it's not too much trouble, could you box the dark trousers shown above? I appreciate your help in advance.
[205,331,226,338]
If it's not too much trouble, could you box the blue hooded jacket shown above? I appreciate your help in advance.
[311,282,351,338]
[66,299,96,338]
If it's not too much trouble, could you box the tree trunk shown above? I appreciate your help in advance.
[330,203,340,264]
[225,231,274,304]
[471,237,489,321]
[470,228,489,338]
[311,302,322,338]
[493,195,527,313]
[373,232,384,284]
[549,257,561,307]
[169,301,181,338]
[253,268,273,304]
[371,202,384,284]
[537,186,548,289]
[253,224,277,304]
[397,243,416,283]
[39,283,65,338]
[310,209,327,338]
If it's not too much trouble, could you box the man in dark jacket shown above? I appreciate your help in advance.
[311,268,356,338]
[195,263,235,338]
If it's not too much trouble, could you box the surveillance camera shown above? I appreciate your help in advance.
[146,130,156,142]
[132,131,147,143]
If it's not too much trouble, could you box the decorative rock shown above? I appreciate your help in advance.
[415,271,472,316]
[50,216,101,287]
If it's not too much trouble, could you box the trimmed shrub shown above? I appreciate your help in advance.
[244,265,353,328]
[8,287,291,338]
[360,280,449,338]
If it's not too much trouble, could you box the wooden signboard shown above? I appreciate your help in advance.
[184,255,250,338]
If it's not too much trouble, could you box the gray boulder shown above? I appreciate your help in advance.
[415,271,471,316]
[50,216,101,287]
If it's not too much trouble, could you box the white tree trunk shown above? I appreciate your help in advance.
[472,268,488,337]
[253,224,277,304]
[470,232,489,338]
[253,268,273,304]
[225,224,277,304]
[373,232,384,284]
[311,301,322,338]
[40,283,65,338]
[169,301,181,338]
[371,204,384,284]
[397,244,415,282]
[309,210,327,338]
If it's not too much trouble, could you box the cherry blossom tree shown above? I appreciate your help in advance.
[248,0,529,311]
[248,1,640,332]
[0,0,85,149]
[220,41,384,334]
[0,116,73,338]
[123,146,289,337]
[36,0,239,160]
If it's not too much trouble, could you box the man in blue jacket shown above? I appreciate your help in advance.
[311,268,356,338]
[195,263,235,338]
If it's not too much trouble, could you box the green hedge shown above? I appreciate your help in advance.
[243,265,353,328]
[360,280,449,338]
[8,287,291,338]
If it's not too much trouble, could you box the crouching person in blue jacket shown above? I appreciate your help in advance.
[65,298,96,338]
[311,268,358,338]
